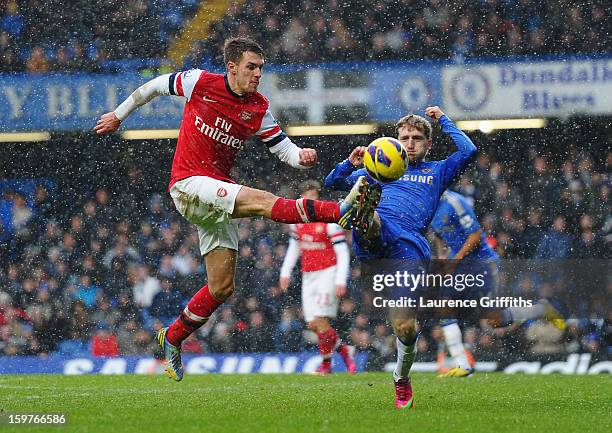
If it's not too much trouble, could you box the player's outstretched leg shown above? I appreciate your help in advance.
[437,320,474,378]
[338,176,382,235]
[235,186,341,223]
[233,181,381,227]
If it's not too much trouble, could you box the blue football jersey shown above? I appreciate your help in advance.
[325,115,477,261]
[430,190,499,260]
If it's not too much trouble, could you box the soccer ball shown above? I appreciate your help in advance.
[363,137,408,183]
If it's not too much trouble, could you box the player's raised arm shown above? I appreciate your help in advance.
[94,70,202,134]
[324,146,368,191]
[426,106,477,188]
[256,110,317,169]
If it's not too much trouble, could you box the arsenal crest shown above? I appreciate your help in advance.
[239,109,253,121]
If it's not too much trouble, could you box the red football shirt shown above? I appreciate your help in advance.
[291,223,346,272]
[168,69,285,188]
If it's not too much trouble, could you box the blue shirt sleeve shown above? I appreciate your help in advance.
[324,159,368,191]
[437,115,477,189]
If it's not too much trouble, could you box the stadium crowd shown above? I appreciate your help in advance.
[0,0,199,72]
[0,144,610,365]
[197,0,610,66]
[1,0,610,72]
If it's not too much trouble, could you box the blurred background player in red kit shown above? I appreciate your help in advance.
[94,37,370,381]
[279,180,356,375]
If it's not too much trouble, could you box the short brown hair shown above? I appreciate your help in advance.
[223,37,264,65]
[395,114,432,140]
[298,179,321,194]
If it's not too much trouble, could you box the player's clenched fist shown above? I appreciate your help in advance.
[348,146,367,166]
[94,112,122,134]
[425,106,445,120]
[299,148,318,167]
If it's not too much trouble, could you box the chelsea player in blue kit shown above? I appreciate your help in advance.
[431,190,565,378]
[431,190,500,378]
[325,106,477,409]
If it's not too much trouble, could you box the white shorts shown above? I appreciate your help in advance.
[301,266,339,322]
[170,176,243,256]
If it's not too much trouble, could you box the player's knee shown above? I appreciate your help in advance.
[235,188,278,217]
[391,319,417,342]
[310,317,329,333]
[255,190,278,215]
[209,278,235,301]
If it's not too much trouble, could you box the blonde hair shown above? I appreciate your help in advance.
[395,114,432,139]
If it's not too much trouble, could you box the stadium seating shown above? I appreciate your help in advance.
[1,0,610,72]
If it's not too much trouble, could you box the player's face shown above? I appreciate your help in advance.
[229,51,264,94]
[397,125,432,164]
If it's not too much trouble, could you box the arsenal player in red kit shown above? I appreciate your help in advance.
[279,180,356,375]
[94,38,378,381]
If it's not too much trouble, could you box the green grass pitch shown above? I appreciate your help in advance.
[1,373,610,433]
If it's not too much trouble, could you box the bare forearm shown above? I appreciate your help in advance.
[454,231,482,260]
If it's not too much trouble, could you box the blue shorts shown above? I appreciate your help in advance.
[352,216,429,262]
[363,258,429,303]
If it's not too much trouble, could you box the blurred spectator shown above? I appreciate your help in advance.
[70,274,101,309]
[149,277,184,325]
[68,301,92,341]
[25,46,49,74]
[91,325,120,357]
[535,216,573,259]
[1,2,23,39]
[243,311,274,352]
[0,47,23,72]
[131,264,161,308]
[90,296,121,329]
[117,320,157,355]
[274,308,302,352]
[51,46,72,72]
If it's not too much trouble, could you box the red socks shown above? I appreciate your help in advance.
[317,327,339,359]
[271,198,340,224]
[166,284,223,346]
